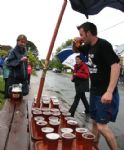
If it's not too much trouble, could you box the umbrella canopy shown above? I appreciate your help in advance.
[57,46,87,69]
[69,0,124,18]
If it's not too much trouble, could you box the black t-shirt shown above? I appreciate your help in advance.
[79,38,120,95]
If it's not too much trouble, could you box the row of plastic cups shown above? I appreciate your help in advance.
[40,127,73,139]
[61,128,95,150]
[45,132,76,150]
[32,107,60,114]
[37,125,94,142]
[41,108,60,116]
[34,115,60,123]
[42,101,60,108]
[37,122,95,150]
[33,110,79,132]
[32,95,58,105]
[61,127,95,146]
[31,107,57,112]
[38,126,75,141]
[32,109,61,120]
[49,117,78,132]
[35,116,60,133]
[41,96,60,108]
[32,108,79,128]
[34,115,60,124]
[32,107,72,117]
[75,127,95,150]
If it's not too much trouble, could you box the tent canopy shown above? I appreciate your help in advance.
[69,0,124,18]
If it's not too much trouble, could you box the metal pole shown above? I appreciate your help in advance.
[36,0,67,107]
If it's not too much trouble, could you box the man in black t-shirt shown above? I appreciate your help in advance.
[73,22,120,150]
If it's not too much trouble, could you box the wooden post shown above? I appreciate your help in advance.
[36,0,67,107]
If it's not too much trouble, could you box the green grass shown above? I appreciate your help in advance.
[0,76,5,110]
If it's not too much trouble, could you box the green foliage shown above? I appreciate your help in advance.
[50,39,73,70]
[0,50,8,57]
[27,51,39,68]
[50,56,63,70]
[26,41,41,72]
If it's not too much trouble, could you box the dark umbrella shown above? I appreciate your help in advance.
[36,0,124,107]
[69,0,124,18]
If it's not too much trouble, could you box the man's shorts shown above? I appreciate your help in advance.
[89,90,119,124]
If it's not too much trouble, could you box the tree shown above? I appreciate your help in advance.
[26,40,41,71]
[0,45,12,57]
[26,41,39,56]
[0,50,8,57]
[50,56,63,70]
[50,39,73,70]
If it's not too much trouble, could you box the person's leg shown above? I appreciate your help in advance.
[69,93,81,117]
[93,91,119,150]
[27,74,30,85]
[91,120,100,150]
[28,74,31,85]
[97,123,118,150]
[81,92,89,113]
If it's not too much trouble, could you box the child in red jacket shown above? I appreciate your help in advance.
[69,55,90,117]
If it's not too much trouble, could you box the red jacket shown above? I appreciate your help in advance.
[73,62,89,79]
[27,64,32,75]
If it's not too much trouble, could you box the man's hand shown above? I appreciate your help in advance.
[101,91,113,104]
[72,37,83,52]
[21,56,27,62]
[73,37,83,48]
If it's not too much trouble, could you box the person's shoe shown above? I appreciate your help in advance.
[70,113,74,117]
[82,111,90,115]
[82,111,85,114]
[69,110,74,117]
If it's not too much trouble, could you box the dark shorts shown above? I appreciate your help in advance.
[90,90,119,124]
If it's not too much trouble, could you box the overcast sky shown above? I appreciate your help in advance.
[0,0,124,59]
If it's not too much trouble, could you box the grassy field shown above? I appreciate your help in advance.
[0,76,5,110]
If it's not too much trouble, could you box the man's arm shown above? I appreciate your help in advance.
[107,63,120,93]
[101,63,120,104]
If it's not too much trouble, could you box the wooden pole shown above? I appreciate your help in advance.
[36,0,67,107]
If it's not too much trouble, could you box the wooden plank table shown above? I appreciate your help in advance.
[0,99,29,150]
[5,99,28,150]
[0,100,15,149]
[28,100,35,150]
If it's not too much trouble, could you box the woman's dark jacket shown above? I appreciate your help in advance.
[73,62,89,93]
[7,46,28,81]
